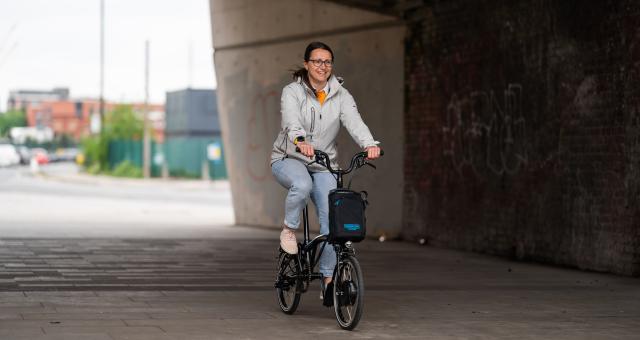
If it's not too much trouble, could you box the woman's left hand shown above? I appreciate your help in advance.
[365,146,381,160]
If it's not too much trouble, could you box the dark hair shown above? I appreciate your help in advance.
[291,41,335,81]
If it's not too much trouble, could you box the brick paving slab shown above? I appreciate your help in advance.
[23,313,150,320]
[2,335,113,340]
[0,238,280,291]
[0,235,638,338]
[41,325,165,335]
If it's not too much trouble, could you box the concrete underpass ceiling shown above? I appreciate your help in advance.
[322,0,424,18]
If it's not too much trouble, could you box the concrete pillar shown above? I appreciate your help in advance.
[210,0,405,237]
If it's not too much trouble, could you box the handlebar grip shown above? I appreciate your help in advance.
[364,148,384,157]
[295,147,300,153]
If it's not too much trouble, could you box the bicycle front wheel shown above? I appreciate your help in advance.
[275,250,302,314]
[332,254,364,330]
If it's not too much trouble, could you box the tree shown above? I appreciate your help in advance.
[0,110,27,137]
[104,105,143,139]
[81,105,144,171]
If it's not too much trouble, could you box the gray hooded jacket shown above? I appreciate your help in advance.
[270,75,379,172]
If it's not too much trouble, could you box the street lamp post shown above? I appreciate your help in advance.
[99,0,105,132]
[143,40,150,179]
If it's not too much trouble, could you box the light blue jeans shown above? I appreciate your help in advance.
[271,158,337,278]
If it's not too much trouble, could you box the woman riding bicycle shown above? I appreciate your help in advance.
[270,41,381,293]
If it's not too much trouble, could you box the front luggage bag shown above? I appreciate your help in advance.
[328,189,367,243]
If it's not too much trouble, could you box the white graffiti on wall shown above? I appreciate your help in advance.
[442,84,528,177]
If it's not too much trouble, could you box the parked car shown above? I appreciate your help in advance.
[31,148,50,165]
[0,144,21,167]
[54,148,79,162]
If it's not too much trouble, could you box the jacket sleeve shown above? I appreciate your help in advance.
[281,85,306,142]
[339,89,379,148]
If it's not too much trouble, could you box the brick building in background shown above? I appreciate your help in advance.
[7,88,70,111]
[25,99,165,142]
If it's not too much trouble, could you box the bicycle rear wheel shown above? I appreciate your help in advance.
[332,254,364,330]
[275,250,302,314]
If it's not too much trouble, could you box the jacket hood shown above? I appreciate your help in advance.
[296,74,344,100]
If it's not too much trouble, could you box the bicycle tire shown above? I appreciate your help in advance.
[275,250,302,314]
[332,254,364,330]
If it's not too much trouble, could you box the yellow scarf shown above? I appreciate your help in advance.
[317,90,327,106]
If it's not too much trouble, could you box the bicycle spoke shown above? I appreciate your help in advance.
[276,252,301,315]
[333,255,364,330]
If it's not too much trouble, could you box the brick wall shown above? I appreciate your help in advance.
[403,0,640,276]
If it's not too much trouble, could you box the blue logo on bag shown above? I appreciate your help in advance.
[334,199,342,206]
[344,224,361,231]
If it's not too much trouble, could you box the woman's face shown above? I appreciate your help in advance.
[304,48,332,85]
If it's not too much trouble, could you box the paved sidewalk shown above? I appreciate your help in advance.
[1,164,639,339]
[35,164,231,190]
[0,235,639,339]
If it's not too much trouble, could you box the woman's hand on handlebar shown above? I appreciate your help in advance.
[297,141,315,159]
[364,145,381,160]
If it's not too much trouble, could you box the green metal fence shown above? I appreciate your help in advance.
[108,136,227,179]
[163,136,227,180]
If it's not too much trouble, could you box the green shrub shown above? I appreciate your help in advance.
[0,110,26,137]
[169,168,200,179]
[87,163,101,175]
[81,135,108,170]
[80,105,143,174]
[111,160,142,178]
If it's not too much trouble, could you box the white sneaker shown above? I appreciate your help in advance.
[280,228,298,254]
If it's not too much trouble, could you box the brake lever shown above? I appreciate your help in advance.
[357,155,368,168]
[365,162,377,169]
[309,156,327,168]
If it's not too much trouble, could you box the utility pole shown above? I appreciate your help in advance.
[143,40,151,179]
[188,40,193,88]
[99,0,105,132]
[0,23,18,70]
[0,41,18,72]
[0,24,17,51]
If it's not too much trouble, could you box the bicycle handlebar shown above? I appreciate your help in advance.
[295,147,384,176]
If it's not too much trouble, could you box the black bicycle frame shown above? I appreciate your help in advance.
[293,148,383,286]
[299,206,327,283]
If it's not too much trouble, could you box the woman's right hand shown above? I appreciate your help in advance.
[297,141,315,159]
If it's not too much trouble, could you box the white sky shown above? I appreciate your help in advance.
[0,0,216,111]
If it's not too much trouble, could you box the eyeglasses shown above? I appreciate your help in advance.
[308,59,333,67]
